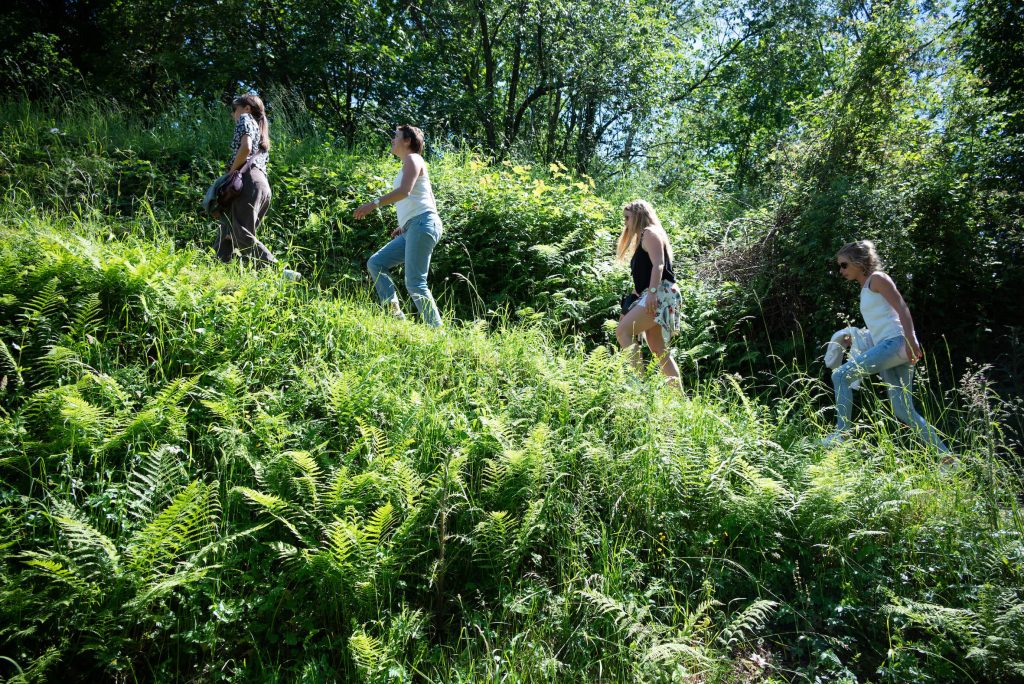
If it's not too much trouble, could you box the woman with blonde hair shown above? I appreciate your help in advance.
[615,200,683,385]
[825,239,948,452]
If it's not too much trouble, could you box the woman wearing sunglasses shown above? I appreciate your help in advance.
[824,240,948,452]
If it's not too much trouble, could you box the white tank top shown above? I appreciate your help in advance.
[394,154,438,228]
[860,273,904,343]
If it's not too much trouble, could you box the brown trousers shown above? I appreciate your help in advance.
[215,168,277,265]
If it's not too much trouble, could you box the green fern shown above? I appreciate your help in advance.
[349,629,385,679]
[125,444,189,524]
[0,337,22,390]
[51,501,121,580]
[231,486,307,543]
[67,292,102,341]
[287,450,322,510]
[19,277,64,325]
[716,599,778,648]
[126,480,219,578]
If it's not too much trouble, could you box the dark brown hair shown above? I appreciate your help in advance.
[397,125,424,154]
[232,94,271,152]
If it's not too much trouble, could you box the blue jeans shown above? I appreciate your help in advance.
[832,336,948,452]
[367,211,443,327]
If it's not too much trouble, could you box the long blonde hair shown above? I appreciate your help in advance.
[617,199,670,262]
[836,239,883,275]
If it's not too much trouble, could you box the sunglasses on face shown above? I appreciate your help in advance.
[837,262,850,271]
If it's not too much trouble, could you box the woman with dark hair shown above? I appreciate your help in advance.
[354,125,443,327]
[216,94,298,279]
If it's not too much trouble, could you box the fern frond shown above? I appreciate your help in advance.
[184,522,271,570]
[681,592,721,637]
[286,450,322,510]
[360,502,397,554]
[125,444,188,524]
[127,481,219,577]
[355,418,390,462]
[67,292,102,340]
[349,629,384,677]
[324,518,362,578]
[20,277,64,323]
[0,337,22,389]
[579,588,653,646]
[480,414,515,451]
[231,486,306,543]
[644,641,712,667]
[22,551,93,595]
[59,391,113,446]
[51,503,120,579]
[267,541,309,574]
[43,345,88,380]
[389,460,422,512]
[129,567,211,607]
[717,599,778,648]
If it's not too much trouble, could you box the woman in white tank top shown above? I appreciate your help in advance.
[823,240,949,455]
[354,125,443,327]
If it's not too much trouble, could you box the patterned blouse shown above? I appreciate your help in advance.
[228,113,269,174]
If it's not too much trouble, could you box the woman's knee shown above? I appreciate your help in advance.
[887,389,917,423]
[615,322,633,348]
[831,366,851,388]
[404,273,428,296]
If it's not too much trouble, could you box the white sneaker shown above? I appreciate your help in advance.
[938,456,960,476]
[282,269,302,282]
[821,430,847,448]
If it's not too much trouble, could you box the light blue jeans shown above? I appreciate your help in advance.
[832,336,948,452]
[367,211,443,327]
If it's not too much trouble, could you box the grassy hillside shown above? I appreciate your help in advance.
[1,99,1023,682]
[1,207,1023,682]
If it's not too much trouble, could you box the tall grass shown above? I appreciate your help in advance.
[1,202,1022,682]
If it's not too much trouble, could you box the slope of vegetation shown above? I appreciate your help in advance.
[1,198,1023,681]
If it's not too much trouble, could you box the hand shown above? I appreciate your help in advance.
[353,202,377,220]
[390,226,405,238]
[840,334,852,349]
[645,291,657,315]
[906,339,923,364]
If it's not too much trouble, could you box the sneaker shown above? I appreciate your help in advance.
[820,429,847,448]
[387,300,406,320]
[938,455,960,476]
[282,268,302,282]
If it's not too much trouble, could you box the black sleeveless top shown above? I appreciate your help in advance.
[630,230,676,294]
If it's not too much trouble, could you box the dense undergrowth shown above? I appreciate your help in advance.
[0,98,736,359]
[1,208,1023,682]
[1,98,1023,682]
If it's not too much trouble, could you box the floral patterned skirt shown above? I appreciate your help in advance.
[635,280,682,346]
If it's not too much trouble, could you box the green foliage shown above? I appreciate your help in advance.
[0,212,1021,682]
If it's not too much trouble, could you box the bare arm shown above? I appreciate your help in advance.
[229,135,251,172]
[871,273,923,362]
[353,155,421,222]
[641,229,667,314]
